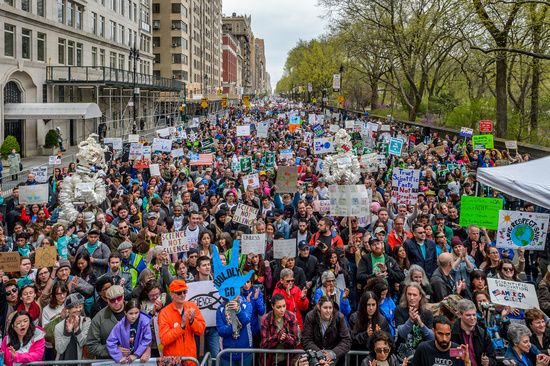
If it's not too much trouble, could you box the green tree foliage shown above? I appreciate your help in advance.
[44,129,59,148]
[1,135,21,159]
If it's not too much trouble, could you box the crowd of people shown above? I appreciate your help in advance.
[0,99,549,366]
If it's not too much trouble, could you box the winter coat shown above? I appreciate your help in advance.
[357,253,405,288]
[272,281,310,330]
[451,320,497,366]
[260,311,300,366]
[107,312,152,362]
[216,297,252,361]
[538,278,550,317]
[76,242,111,277]
[313,287,351,319]
[429,267,455,303]
[241,287,266,335]
[0,327,45,366]
[158,301,206,359]
[86,306,121,358]
[403,238,438,277]
[54,316,91,360]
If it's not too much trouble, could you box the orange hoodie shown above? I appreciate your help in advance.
[158,301,206,361]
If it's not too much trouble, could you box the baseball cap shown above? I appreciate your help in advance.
[298,240,308,250]
[374,227,386,235]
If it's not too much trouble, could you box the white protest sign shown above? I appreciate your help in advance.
[273,239,297,259]
[257,122,269,138]
[314,138,334,154]
[19,184,49,204]
[308,114,317,124]
[171,148,184,158]
[367,122,379,132]
[391,168,420,205]
[236,125,251,137]
[313,200,331,214]
[242,173,260,191]
[149,163,161,177]
[328,185,371,217]
[104,138,123,150]
[345,120,355,129]
[129,143,143,160]
[152,138,172,152]
[505,141,518,150]
[233,204,259,226]
[381,125,391,132]
[31,166,49,183]
[241,234,266,255]
[161,231,189,254]
[496,211,549,251]
[156,127,171,138]
[360,153,379,173]
[142,146,152,160]
[75,182,95,201]
[329,124,340,133]
[487,278,539,310]
[48,156,61,165]
[186,281,221,327]
[128,134,140,143]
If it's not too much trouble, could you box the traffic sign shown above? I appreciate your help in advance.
[479,120,493,133]
[201,98,208,109]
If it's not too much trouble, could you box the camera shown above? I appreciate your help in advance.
[303,350,326,366]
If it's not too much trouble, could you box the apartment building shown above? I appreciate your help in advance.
[0,0,181,157]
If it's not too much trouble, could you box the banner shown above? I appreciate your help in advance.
[19,184,49,204]
[472,134,494,149]
[388,138,404,157]
[487,278,539,310]
[496,211,549,250]
[190,153,213,166]
[459,195,503,230]
[459,127,474,138]
[233,204,259,226]
[391,168,420,205]
[273,239,297,259]
[236,125,251,137]
[186,281,221,327]
[242,173,260,191]
[328,185,371,217]
[31,166,48,183]
[104,137,122,150]
[161,231,188,254]
[276,166,298,193]
[241,234,266,255]
[314,138,334,154]
[332,73,341,90]
[171,148,184,158]
[128,134,140,143]
[152,138,172,152]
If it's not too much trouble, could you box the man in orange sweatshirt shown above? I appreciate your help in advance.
[158,279,206,361]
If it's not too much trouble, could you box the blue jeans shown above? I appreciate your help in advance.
[203,326,220,358]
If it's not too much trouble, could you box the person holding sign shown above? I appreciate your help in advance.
[216,294,253,366]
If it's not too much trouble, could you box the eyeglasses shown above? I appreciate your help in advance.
[108,295,124,304]
[436,235,445,238]
[174,290,188,296]
[416,231,426,234]
[325,279,335,283]
[502,267,514,272]
[375,347,391,354]
[189,255,198,259]
[118,225,128,229]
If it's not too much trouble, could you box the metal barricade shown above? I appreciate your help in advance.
[15,357,201,366]
[200,352,212,366]
[216,348,306,366]
[345,351,372,366]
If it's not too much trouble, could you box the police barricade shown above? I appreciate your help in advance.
[14,356,201,366]
[215,348,306,366]
[345,351,372,366]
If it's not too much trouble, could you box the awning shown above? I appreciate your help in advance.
[4,103,102,120]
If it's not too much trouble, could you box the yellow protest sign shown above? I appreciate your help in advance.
[338,95,345,107]
[201,98,208,109]
[243,95,250,107]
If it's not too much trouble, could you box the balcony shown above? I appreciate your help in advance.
[46,66,183,92]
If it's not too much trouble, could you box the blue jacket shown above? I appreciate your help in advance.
[216,296,253,360]
[404,238,438,277]
[504,344,540,366]
[106,312,152,362]
[240,287,266,335]
[379,297,396,337]
[313,287,351,319]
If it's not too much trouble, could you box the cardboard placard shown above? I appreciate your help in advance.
[149,164,161,177]
[128,134,140,143]
[313,138,334,154]
[35,246,58,268]
[459,195,503,230]
[241,234,266,255]
[233,204,259,226]
[31,166,49,183]
[0,252,20,272]
[257,122,269,138]
[505,140,518,150]
[19,184,49,204]
[171,148,184,158]
[472,135,494,150]
[276,166,298,193]
[388,138,404,157]
[104,137,123,150]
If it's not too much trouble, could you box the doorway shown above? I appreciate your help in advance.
[3,81,24,156]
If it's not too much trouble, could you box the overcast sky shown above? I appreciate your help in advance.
[222,0,329,91]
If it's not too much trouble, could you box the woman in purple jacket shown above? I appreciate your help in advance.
[106,299,152,363]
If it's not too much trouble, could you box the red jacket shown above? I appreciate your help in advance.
[20,207,50,224]
[387,229,413,250]
[308,231,344,249]
[272,281,309,330]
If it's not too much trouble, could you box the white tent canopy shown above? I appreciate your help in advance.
[477,156,550,209]
[4,103,101,120]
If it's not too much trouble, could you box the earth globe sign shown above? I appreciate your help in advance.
[510,224,535,247]
[324,142,331,149]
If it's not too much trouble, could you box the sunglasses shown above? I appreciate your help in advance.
[108,295,124,304]
[375,347,390,354]
[8,288,18,294]
[174,290,188,296]
[285,279,295,284]
[502,267,514,272]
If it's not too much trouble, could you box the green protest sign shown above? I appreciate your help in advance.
[240,157,252,173]
[265,152,275,168]
[459,195,503,230]
[472,134,494,149]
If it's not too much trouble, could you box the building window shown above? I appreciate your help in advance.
[171,3,181,13]
[100,49,105,66]
[152,20,160,30]
[76,43,83,66]
[37,32,45,61]
[152,37,160,48]
[92,47,97,67]
[76,5,83,29]
[58,38,66,64]
[110,21,117,42]
[172,54,181,64]
[111,0,116,11]
[67,2,75,27]
[152,3,159,13]
[100,16,105,37]
[92,12,97,34]
[21,0,30,12]
[57,0,65,23]
[128,0,132,20]
[120,0,125,15]
[154,53,160,63]
[133,3,137,22]
[37,0,44,16]
[118,54,125,70]
[110,51,116,68]
[21,29,31,59]
[67,40,74,65]
[4,0,14,5]
[4,24,15,57]
[119,25,125,44]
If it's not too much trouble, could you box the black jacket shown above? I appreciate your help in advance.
[404,238,437,277]
[451,320,497,366]
[296,253,319,283]
[429,267,455,303]
[357,253,405,288]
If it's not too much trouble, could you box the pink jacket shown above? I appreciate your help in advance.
[0,327,45,366]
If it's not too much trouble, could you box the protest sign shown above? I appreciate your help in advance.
[308,114,317,124]
[257,122,269,138]
[315,159,324,173]
[152,138,172,152]
[265,151,276,167]
[156,127,171,138]
[35,246,58,268]
[236,125,251,137]
[381,125,391,132]
[273,239,297,259]
[149,164,160,177]
[505,140,518,150]
[48,156,61,165]
[314,138,334,154]
[345,120,355,129]
[329,124,340,133]
[186,281,221,327]
[496,211,549,250]
[279,149,293,160]
[241,234,266,255]
[312,124,324,137]
[31,166,48,183]
[242,173,260,190]
[233,204,259,226]
[128,143,143,160]
[431,145,446,157]
[212,241,254,300]
[133,160,149,169]
[479,120,493,133]
[189,153,213,166]
[239,157,252,173]
[289,115,301,125]
[19,184,49,204]
[142,146,151,160]
[367,122,379,132]
[487,278,539,310]
[276,166,298,193]
[128,134,140,143]
[161,231,188,254]
[391,168,420,205]
[472,134,494,149]
[0,252,20,272]
[459,127,474,138]
[328,185,371,217]
[459,195,503,230]
[360,153,379,173]
[171,148,184,158]
[104,137,123,150]
[388,138,404,157]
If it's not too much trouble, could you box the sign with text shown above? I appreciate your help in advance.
[241,234,266,255]
[0,252,20,272]
[257,122,269,138]
[186,280,221,327]
[273,239,297,259]
[35,246,58,268]
[459,127,474,138]
[128,134,140,143]
[31,166,48,183]
[149,164,160,177]
[487,278,539,310]
[391,168,420,205]
[472,134,494,149]
[233,204,259,226]
[171,148,184,158]
[152,138,173,152]
[328,185,371,217]
[161,231,189,254]
[239,156,252,173]
[505,140,518,150]
[242,173,260,191]
[276,166,298,193]
[459,195,503,230]
[104,137,123,150]
[48,156,61,165]
[19,184,49,205]
[129,143,143,160]
[236,125,251,137]
[496,211,549,251]
[388,138,404,157]
[142,146,151,160]
[479,120,493,133]
[360,153,379,173]
[314,138,334,154]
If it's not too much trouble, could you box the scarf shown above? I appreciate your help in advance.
[17,301,40,323]
[86,241,99,255]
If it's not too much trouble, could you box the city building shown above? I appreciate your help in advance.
[0,0,181,157]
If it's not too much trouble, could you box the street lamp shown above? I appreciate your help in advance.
[322,88,327,112]
[129,43,140,131]
[339,64,345,121]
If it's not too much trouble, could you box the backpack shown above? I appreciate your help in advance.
[44,314,64,347]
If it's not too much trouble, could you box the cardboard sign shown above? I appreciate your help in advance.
[152,138,172,152]
[257,122,269,138]
[273,239,297,259]
[388,138,404,157]
[391,168,420,205]
[186,280,221,327]
[0,252,20,272]
[487,278,539,310]
[242,173,260,190]
[360,153,379,173]
[104,138,123,150]
[505,140,518,150]
[496,211,549,250]
[431,145,446,157]
[161,231,189,254]
[479,120,493,133]
[236,125,251,137]
[276,166,298,193]
[472,135,494,149]
[314,138,334,154]
[241,234,266,255]
[48,156,61,165]
[459,195,503,230]
[19,184,49,204]
[328,185,371,217]
[329,124,340,133]
[233,204,259,226]
[345,120,355,129]
[35,246,58,268]
[31,166,48,183]
[459,127,474,138]
[149,164,161,177]
[128,134,140,143]
[128,143,143,160]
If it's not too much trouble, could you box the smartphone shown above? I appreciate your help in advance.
[449,348,464,358]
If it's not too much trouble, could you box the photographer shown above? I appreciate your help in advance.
[302,296,351,366]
